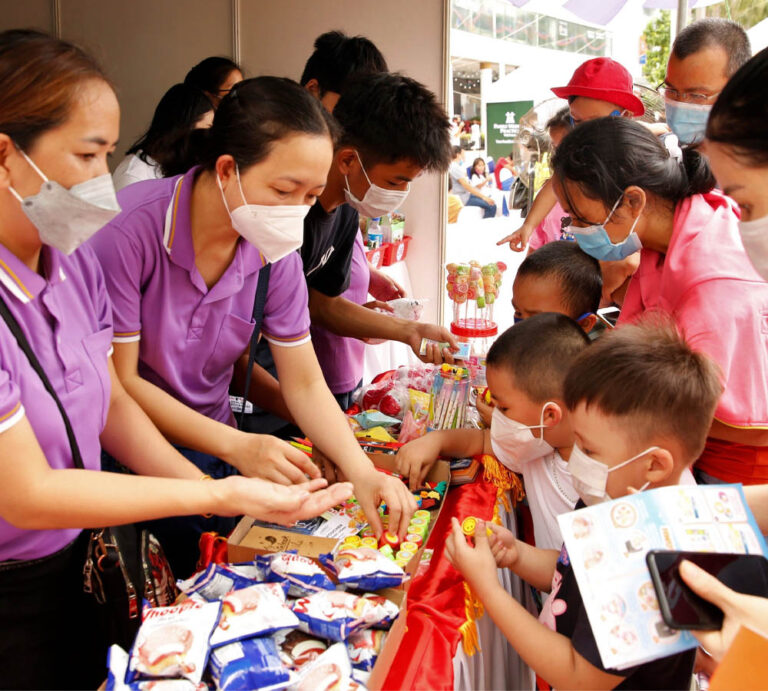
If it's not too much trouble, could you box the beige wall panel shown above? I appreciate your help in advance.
[0,0,53,33]
[240,0,448,322]
[60,0,233,162]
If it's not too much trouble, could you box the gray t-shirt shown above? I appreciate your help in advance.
[449,161,471,204]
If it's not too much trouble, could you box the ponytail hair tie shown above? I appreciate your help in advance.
[663,133,683,164]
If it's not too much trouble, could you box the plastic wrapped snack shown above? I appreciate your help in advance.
[127,600,221,684]
[209,582,299,648]
[288,642,354,691]
[386,298,426,321]
[320,547,407,591]
[108,645,210,690]
[274,629,329,669]
[256,551,335,598]
[208,637,293,691]
[177,563,257,602]
[291,590,400,641]
[346,629,386,671]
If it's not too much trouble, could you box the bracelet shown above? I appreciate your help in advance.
[200,474,213,518]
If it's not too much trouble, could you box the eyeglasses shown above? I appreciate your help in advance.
[657,85,721,105]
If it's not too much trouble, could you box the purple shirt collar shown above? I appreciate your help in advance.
[0,242,66,304]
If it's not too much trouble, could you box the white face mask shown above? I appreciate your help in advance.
[489,403,556,471]
[569,444,656,506]
[344,152,410,218]
[9,149,120,255]
[218,165,310,263]
[738,216,768,282]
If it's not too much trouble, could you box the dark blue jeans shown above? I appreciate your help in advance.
[466,194,497,218]
[101,447,240,579]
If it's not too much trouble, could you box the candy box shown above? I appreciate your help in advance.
[228,452,449,584]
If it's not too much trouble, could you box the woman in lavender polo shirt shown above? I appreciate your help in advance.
[0,32,350,688]
[91,78,417,575]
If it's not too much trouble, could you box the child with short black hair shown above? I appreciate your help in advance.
[446,319,722,690]
[397,313,588,549]
[513,241,602,332]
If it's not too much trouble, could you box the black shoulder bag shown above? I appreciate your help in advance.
[0,297,177,650]
[236,262,272,430]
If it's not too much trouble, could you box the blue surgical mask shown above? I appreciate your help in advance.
[570,195,642,262]
[664,97,711,146]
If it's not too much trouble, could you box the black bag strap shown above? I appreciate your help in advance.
[238,263,271,429]
[0,296,84,469]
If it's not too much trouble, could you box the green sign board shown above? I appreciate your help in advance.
[486,100,534,161]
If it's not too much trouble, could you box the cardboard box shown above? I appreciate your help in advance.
[227,452,449,691]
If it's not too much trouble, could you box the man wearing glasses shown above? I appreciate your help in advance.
[661,18,751,145]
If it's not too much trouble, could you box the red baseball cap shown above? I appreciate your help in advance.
[551,57,644,117]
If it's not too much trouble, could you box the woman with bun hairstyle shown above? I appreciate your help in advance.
[0,31,349,688]
[552,117,768,486]
[91,76,417,578]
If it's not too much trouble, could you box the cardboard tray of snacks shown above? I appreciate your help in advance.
[228,452,449,690]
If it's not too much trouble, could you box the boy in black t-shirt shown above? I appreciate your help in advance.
[446,319,723,690]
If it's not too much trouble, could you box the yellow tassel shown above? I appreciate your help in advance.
[460,580,484,655]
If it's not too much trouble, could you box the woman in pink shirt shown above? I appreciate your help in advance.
[0,32,349,687]
[551,117,768,485]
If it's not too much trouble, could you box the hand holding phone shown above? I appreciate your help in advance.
[646,550,768,631]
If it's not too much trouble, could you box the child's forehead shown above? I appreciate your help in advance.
[487,363,534,401]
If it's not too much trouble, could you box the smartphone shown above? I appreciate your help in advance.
[646,549,768,630]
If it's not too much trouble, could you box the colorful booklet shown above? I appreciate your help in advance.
[557,483,768,670]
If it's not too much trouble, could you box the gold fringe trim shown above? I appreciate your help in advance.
[458,456,526,656]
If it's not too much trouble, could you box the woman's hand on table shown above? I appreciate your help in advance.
[351,467,417,540]
[445,517,498,590]
[224,432,321,485]
[487,522,520,570]
[396,435,441,491]
[211,476,353,525]
[679,559,768,662]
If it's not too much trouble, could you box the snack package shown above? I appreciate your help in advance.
[292,590,400,641]
[210,582,299,648]
[386,298,425,321]
[288,641,354,691]
[256,551,335,598]
[320,547,407,591]
[127,600,221,684]
[107,645,206,690]
[208,637,293,691]
[177,563,257,602]
[274,629,329,669]
[347,629,386,671]
[353,410,401,430]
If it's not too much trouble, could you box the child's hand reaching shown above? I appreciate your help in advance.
[395,434,441,491]
[487,522,519,569]
[445,517,498,589]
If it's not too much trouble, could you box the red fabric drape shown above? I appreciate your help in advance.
[381,473,499,690]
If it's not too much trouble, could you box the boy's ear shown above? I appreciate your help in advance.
[578,313,597,333]
[542,402,563,428]
[304,78,321,100]
[336,147,359,176]
[644,447,675,485]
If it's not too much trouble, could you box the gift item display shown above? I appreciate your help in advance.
[445,261,507,357]
[107,541,405,690]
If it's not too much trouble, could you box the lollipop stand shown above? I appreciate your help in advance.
[445,261,507,357]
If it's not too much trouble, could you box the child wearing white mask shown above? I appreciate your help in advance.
[397,313,589,550]
[445,319,722,690]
